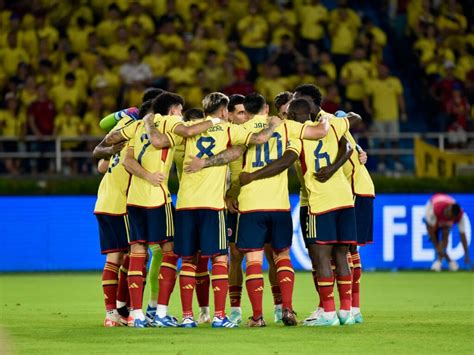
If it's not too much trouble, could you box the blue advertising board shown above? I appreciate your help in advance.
[0,194,472,271]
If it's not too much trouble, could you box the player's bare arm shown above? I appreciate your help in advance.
[104,128,127,145]
[93,137,126,159]
[122,147,166,187]
[357,145,368,164]
[184,145,246,173]
[346,111,363,128]
[143,113,171,149]
[302,115,330,140]
[247,115,282,144]
[97,159,109,174]
[240,150,298,186]
[315,136,353,183]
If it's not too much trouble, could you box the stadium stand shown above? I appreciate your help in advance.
[0,0,473,175]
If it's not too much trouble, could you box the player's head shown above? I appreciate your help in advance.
[142,88,164,103]
[243,93,269,116]
[138,99,153,119]
[294,84,322,106]
[378,62,390,79]
[184,108,205,122]
[287,98,314,123]
[152,92,184,116]
[445,203,462,220]
[293,84,322,116]
[274,91,293,119]
[202,92,229,120]
[228,94,248,124]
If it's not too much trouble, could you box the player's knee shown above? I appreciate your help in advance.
[213,254,228,264]
[131,242,146,253]
[161,241,174,253]
[245,250,263,263]
[106,252,123,265]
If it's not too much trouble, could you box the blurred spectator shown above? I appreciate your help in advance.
[202,50,225,92]
[50,73,85,114]
[321,84,341,114]
[297,0,328,51]
[270,34,302,77]
[237,3,269,78]
[446,87,470,148]
[119,46,152,86]
[27,83,55,137]
[364,63,406,172]
[0,92,25,174]
[1,31,29,77]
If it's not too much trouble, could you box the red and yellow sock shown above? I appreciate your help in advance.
[312,269,323,308]
[127,252,147,310]
[351,252,362,308]
[157,251,178,306]
[275,255,294,310]
[245,261,264,319]
[336,275,352,311]
[211,261,229,318]
[271,285,282,306]
[102,261,119,311]
[179,261,196,319]
[195,256,210,308]
[317,276,336,312]
[116,254,130,304]
[229,285,242,307]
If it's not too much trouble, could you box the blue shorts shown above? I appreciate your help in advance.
[95,214,130,254]
[300,205,309,242]
[226,211,238,243]
[306,207,357,245]
[174,209,227,257]
[127,203,174,245]
[236,211,293,252]
[354,196,374,245]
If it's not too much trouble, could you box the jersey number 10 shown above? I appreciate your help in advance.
[252,132,283,167]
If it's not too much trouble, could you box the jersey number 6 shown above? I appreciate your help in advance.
[314,140,331,172]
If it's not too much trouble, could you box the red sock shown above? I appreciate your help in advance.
[117,254,130,304]
[102,261,119,311]
[211,261,229,318]
[351,252,362,308]
[275,256,294,310]
[317,276,335,312]
[179,261,196,318]
[195,256,210,308]
[337,275,352,311]
[157,251,178,306]
[128,252,147,310]
[229,285,242,307]
[245,261,264,319]
[141,256,148,304]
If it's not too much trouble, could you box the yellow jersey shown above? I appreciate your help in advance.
[286,117,354,215]
[94,119,140,215]
[238,115,307,212]
[126,115,184,208]
[342,131,375,197]
[177,119,252,210]
[365,76,403,121]
[226,157,243,200]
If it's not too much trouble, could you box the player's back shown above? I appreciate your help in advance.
[342,131,375,197]
[95,118,139,215]
[299,117,354,214]
[127,115,181,208]
[239,115,290,212]
[177,119,249,210]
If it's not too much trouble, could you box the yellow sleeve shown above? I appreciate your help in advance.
[329,117,349,141]
[128,130,136,148]
[119,120,140,140]
[340,63,351,79]
[166,131,184,147]
[286,120,305,140]
[229,124,252,146]
[166,115,184,133]
[285,139,302,156]
[365,80,374,95]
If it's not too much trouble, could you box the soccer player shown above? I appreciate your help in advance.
[104,92,220,327]
[274,91,293,119]
[425,194,470,272]
[239,98,361,326]
[313,109,374,324]
[92,100,152,327]
[185,93,330,327]
[174,92,281,328]
[224,94,285,324]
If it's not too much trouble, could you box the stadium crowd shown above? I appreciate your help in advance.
[0,0,473,175]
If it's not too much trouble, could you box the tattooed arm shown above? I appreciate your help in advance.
[184,146,246,173]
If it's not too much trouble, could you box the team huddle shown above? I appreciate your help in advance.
[93,83,375,328]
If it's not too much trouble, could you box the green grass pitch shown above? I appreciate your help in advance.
[0,272,473,354]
